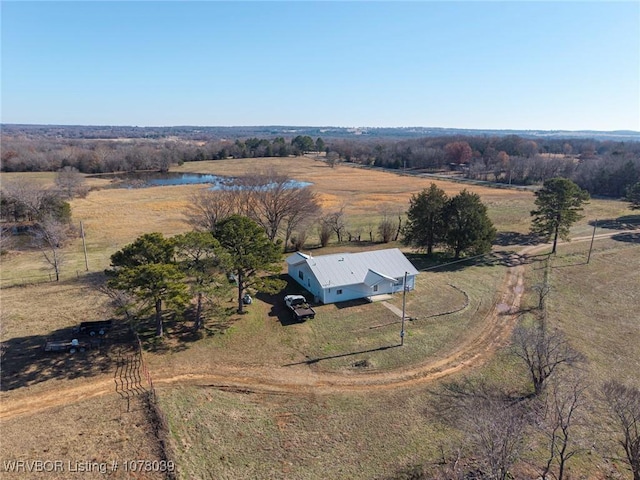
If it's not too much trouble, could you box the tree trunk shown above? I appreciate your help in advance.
[394,216,402,241]
[236,271,244,314]
[194,291,203,331]
[53,249,60,281]
[552,214,561,254]
[155,298,163,337]
[552,226,560,254]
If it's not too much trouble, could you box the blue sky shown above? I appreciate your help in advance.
[1,1,639,131]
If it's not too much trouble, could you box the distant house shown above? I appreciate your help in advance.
[286,248,419,304]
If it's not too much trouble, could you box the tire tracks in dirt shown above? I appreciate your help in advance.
[2,229,637,421]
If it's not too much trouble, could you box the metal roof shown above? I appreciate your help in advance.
[287,248,419,288]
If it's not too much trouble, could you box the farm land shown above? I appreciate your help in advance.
[1,156,639,479]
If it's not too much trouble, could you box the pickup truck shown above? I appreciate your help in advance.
[284,294,316,321]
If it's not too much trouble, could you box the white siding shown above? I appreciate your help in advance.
[286,249,419,305]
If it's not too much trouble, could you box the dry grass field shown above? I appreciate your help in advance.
[0,395,166,480]
[1,157,639,479]
[1,157,629,285]
[152,236,639,480]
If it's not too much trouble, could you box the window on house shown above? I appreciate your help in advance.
[337,289,343,295]
[373,285,378,292]
[298,270,304,280]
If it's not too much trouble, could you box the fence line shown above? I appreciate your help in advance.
[0,269,97,288]
[134,331,157,403]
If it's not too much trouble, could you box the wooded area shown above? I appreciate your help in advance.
[2,128,639,198]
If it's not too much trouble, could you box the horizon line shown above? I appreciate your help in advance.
[2,123,639,134]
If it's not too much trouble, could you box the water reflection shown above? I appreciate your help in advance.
[89,172,311,189]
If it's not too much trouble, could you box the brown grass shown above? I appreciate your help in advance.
[1,157,628,285]
[0,394,165,480]
[1,157,638,479]
[174,157,532,217]
[154,236,640,480]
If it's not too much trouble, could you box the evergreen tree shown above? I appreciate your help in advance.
[531,178,590,254]
[214,215,285,314]
[443,190,496,259]
[107,232,188,336]
[173,231,221,331]
[626,182,640,210]
[108,263,189,337]
[110,232,174,268]
[403,183,448,255]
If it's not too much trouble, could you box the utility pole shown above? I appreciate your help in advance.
[587,219,597,264]
[80,221,89,271]
[400,271,408,346]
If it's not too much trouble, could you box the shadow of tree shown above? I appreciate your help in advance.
[0,320,134,392]
[137,312,206,354]
[255,274,319,326]
[611,232,640,244]
[282,343,400,367]
[590,215,640,230]
[404,252,451,271]
[406,250,548,273]
[494,231,541,247]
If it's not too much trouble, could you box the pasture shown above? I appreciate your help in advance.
[1,156,639,479]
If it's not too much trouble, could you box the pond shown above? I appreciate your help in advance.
[89,172,312,189]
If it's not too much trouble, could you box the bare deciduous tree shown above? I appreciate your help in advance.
[283,201,318,251]
[317,221,332,247]
[468,398,528,480]
[321,207,346,243]
[2,179,50,222]
[289,229,308,252]
[378,214,397,243]
[185,170,320,247]
[185,189,238,233]
[97,282,136,321]
[326,151,340,168]
[512,324,584,396]
[435,378,529,480]
[538,375,587,480]
[32,215,75,281]
[55,166,87,199]
[242,170,320,243]
[603,381,640,480]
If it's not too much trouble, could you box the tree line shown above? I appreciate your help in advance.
[3,130,639,199]
[331,136,640,198]
[0,134,325,173]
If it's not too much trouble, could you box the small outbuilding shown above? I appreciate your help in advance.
[286,248,419,304]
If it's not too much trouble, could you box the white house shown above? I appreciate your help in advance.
[286,248,419,304]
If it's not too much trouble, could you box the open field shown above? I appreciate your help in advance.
[2,157,639,479]
[1,157,631,287]
[0,394,165,480]
[151,236,640,480]
[548,237,640,387]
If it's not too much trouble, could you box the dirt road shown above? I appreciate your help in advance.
[2,229,636,421]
